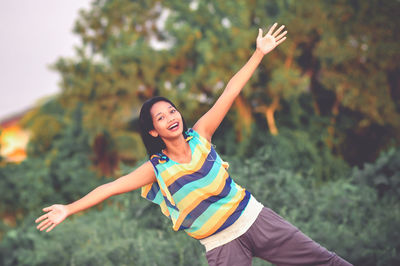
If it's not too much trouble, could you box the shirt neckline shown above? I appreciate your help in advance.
[161,136,194,165]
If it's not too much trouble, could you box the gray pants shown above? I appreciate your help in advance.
[206,207,352,266]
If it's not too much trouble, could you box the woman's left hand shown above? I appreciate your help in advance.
[35,204,69,232]
[256,22,287,55]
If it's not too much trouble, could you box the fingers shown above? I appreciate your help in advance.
[46,224,57,232]
[267,22,278,36]
[37,219,52,231]
[272,25,285,38]
[258,28,263,39]
[35,205,53,223]
[276,36,287,46]
[35,213,49,223]
[42,206,53,212]
[275,30,288,41]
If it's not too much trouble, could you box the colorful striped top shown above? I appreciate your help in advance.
[141,128,251,240]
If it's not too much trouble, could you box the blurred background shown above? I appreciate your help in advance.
[0,0,399,265]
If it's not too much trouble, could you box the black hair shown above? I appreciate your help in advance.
[139,96,188,157]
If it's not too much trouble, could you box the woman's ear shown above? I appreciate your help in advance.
[149,129,158,138]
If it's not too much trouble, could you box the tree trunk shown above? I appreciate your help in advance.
[326,85,344,148]
[255,96,280,136]
[266,96,280,135]
[234,95,253,141]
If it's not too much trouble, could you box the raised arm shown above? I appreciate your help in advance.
[35,161,155,232]
[193,23,287,141]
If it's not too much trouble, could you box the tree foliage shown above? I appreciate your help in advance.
[46,0,400,168]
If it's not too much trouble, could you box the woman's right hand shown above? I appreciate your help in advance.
[35,204,69,232]
[34,161,156,233]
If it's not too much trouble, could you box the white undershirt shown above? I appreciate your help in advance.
[199,195,264,252]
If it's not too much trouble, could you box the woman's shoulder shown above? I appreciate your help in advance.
[190,124,214,144]
[185,127,198,139]
[187,127,212,145]
[149,153,168,167]
[187,128,215,153]
[187,128,210,144]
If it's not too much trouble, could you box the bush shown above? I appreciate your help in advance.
[228,145,400,266]
[1,193,207,266]
[1,129,399,265]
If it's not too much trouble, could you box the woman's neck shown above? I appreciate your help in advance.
[163,135,192,163]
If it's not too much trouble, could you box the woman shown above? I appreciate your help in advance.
[36,23,352,266]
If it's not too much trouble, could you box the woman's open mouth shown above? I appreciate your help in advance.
[168,122,179,131]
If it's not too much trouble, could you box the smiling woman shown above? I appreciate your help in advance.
[35,23,352,265]
[139,96,189,158]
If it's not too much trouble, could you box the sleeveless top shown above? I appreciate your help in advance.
[141,128,251,240]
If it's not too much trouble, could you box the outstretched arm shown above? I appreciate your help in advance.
[35,161,156,232]
[193,23,287,141]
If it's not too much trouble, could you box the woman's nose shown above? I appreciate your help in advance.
[166,114,173,122]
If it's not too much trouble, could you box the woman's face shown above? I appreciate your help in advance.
[149,101,184,139]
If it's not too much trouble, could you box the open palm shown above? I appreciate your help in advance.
[35,204,69,232]
[257,23,287,55]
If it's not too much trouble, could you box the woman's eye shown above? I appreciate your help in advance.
[158,116,164,121]
[171,109,176,113]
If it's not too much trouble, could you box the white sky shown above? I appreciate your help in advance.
[0,0,93,119]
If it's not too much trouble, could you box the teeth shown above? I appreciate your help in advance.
[169,123,178,129]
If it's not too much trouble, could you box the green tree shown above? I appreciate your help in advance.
[53,0,399,167]
[52,0,311,154]
[310,0,400,164]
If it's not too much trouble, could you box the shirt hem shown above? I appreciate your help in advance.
[199,195,264,252]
